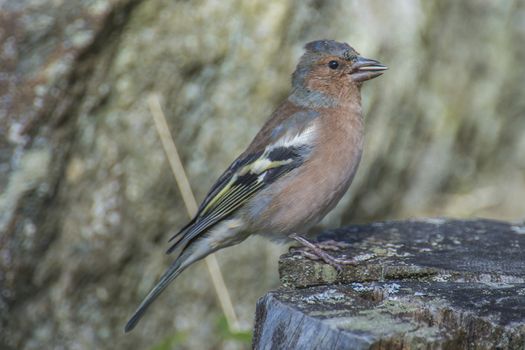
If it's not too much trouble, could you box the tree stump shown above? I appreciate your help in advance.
[253,219,525,349]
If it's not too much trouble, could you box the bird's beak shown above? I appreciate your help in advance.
[350,56,388,82]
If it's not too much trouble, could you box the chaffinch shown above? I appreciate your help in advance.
[125,39,387,332]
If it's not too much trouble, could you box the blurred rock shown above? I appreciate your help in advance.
[1,0,524,349]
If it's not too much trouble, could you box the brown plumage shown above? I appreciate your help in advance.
[125,39,387,332]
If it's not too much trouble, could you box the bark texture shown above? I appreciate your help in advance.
[254,219,525,349]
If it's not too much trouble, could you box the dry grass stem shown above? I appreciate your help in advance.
[147,93,242,333]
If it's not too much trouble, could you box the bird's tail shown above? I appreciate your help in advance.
[124,242,212,332]
[124,260,184,332]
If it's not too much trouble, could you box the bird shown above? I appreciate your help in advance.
[125,39,387,332]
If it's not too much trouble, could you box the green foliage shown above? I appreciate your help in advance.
[150,331,187,350]
[147,317,251,350]
[216,316,253,344]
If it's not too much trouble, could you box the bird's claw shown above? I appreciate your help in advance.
[289,233,357,272]
[315,239,352,251]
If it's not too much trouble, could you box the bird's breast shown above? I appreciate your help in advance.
[246,108,364,235]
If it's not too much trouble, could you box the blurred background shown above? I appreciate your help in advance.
[1,0,524,349]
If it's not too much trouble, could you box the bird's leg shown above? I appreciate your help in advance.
[315,240,352,251]
[289,233,358,272]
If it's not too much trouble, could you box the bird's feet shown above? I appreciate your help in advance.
[289,233,357,272]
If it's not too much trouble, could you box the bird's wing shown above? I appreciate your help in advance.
[167,121,316,254]
[125,108,319,332]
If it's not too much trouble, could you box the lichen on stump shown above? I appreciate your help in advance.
[253,219,525,349]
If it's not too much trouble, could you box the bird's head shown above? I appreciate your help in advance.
[292,40,387,103]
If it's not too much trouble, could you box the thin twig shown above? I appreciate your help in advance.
[147,93,242,332]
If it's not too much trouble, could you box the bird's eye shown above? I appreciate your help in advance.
[328,60,339,69]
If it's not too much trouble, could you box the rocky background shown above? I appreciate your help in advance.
[1,1,524,349]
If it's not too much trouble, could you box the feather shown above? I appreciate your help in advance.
[166,129,315,255]
[124,257,184,332]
